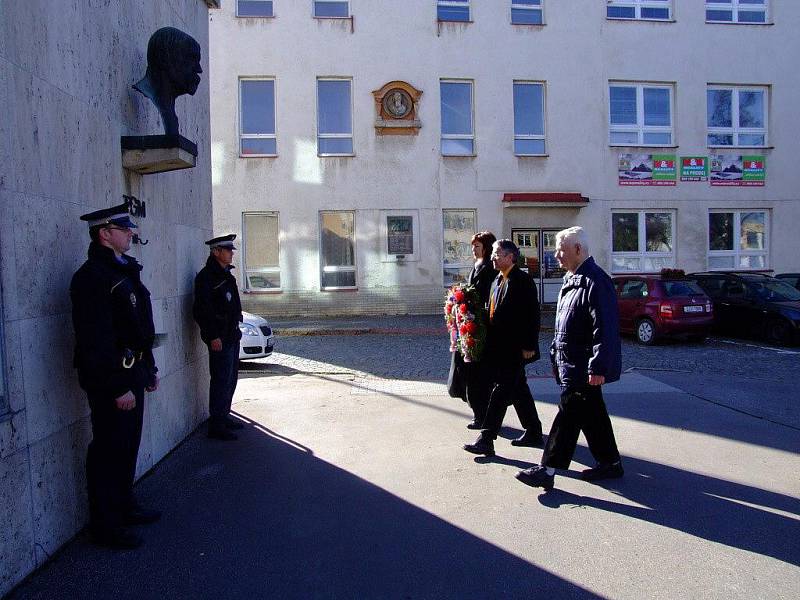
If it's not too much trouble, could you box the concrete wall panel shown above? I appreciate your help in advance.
[0,450,35,594]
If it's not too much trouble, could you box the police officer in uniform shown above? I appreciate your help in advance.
[193,234,243,441]
[70,202,161,549]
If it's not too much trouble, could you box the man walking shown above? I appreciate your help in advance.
[193,234,244,440]
[463,239,544,457]
[71,202,161,549]
[516,227,623,490]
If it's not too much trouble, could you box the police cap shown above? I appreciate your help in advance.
[205,234,236,250]
[79,201,138,229]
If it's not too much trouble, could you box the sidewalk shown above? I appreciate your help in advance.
[8,366,800,599]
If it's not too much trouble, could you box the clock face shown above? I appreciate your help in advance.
[382,89,412,118]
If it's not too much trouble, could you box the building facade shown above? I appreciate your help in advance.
[1,1,219,594]
[210,0,799,316]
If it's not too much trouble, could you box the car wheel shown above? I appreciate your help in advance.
[767,318,793,346]
[636,319,657,345]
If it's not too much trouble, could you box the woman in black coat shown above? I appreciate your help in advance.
[448,231,498,428]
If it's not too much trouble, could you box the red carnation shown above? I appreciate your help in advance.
[459,303,468,313]
[464,321,477,334]
[445,303,452,314]
[453,290,465,303]
[466,338,476,347]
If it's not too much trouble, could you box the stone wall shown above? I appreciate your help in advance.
[0,1,217,594]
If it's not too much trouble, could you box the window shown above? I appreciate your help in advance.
[511,0,543,24]
[619,279,648,299]
[237,0,273,17]
[317,79,353,155]
[314,0,349,18]
[438,0,470,22]
[707,86,767,147]
[609,83,674,146]
[320,211,356,289]
[513,82,545,155]
[239,79,276,156]
[243,212,281,290]
[706,0,767,23]
[607,0,671,20]
[611,211,676,272]
[442,209,476,286]
[708,211,768,270]
[440,80,475,156]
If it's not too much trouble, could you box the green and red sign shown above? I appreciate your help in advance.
[680,156,709,181]
[618,154,676,186]
[710,154,766,186]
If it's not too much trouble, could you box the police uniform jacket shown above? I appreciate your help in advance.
[550,256,622,388]
[70,243,157,398]
[193,255,243,345]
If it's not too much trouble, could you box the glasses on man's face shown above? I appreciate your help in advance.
[491,251,508,260]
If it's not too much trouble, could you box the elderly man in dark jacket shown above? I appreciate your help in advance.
[193,234,243,440]
[516,227,623,490]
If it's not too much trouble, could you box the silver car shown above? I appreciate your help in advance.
[238,311,275,360]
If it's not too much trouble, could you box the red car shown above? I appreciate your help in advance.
[613,275,714,345]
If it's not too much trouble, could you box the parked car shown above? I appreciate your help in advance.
[686,272,800,345]
[239,311,275,360]
[776,273,800,291]
[612,274,713,345]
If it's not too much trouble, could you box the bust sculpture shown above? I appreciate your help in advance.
[133,27,202,137]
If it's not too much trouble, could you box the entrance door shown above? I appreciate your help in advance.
[512,229,566,305]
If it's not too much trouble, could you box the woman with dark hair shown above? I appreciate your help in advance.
[447,231,498,428]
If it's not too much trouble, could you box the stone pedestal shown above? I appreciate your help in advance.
[121,135,198,174]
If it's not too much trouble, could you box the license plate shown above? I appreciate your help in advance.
[683,305,703,313]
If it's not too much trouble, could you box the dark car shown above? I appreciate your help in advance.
[686,272,800,346]
[776,273,800,291]
[613,275,713,345]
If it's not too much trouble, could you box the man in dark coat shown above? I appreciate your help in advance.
[463,239,543,457]
[71,202,161,549]
[193,234,243,440]
[516,227,623,490]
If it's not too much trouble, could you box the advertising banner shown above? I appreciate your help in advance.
[710,155,766,186]
[618,154,676,186]
[680,156,709,181]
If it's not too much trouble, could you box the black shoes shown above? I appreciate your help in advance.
[581,461,624,482]
[224,417,244,430]
[466,420,482,430]
[208,425,238,441]
[510,431,544,448]
[463,437,495,456]
[515,465,555,490]
[123,505,162,526]
[91,527,143,550]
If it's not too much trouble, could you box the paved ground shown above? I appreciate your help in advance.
[8,316,800,599]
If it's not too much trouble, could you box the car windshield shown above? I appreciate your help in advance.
[662,280,706,297]
[748,280,800,302]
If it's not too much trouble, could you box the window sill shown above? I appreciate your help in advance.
[240,154,278,158]
[609,144,679,149]
[442,154,476,158]
[321,287,358,292]
[705,21,773,26]
[236,15,275,19]
[318,153,355,158]
[515,153,549,158]
[437,19,473,24]
[511,22,546,27]
[606,18,675,23]
[313,16,352,20]
[707,146,773,150]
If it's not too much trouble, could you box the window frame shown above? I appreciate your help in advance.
[706,85,769,148]
[236,0,274,18]
[606,0,672,21]
[707,210,769,271]
[440,79,476,157]
[705,0,768,24]
[609,82,675,147]
[316,77,354,157]
[242,211,282,292]
[511,0,544,25]
[239,77,277,158]
[442,208,477,287]
[438,0,471,22]
[319,210,357,290]
[513,80,546,156]
[610,210,677,274]
[313,0,350,18]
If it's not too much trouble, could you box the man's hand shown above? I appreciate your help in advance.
[210,338,222,352]
[146,375,160,393]
[115,391,136,411]
[588,374,605,386]
[522,349,536,360]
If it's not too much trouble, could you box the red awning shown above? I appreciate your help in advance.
[502,193,589,207]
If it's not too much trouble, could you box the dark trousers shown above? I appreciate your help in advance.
[208,340,239,424]
[481,363,542,439]
[86,385,145,533]
[541,384,621,470]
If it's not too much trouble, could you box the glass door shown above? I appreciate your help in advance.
[542,230,566,304]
